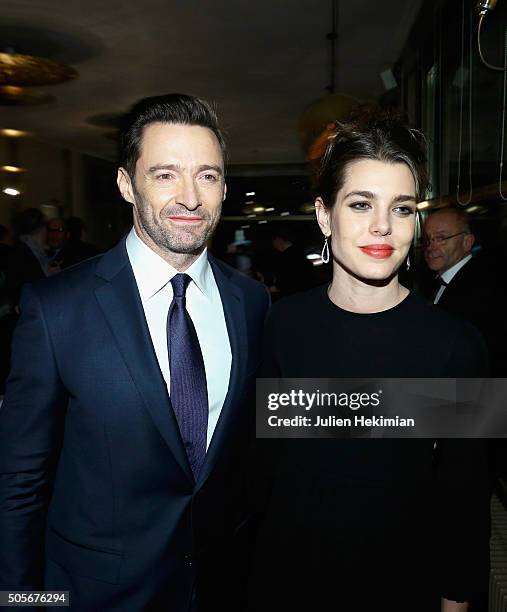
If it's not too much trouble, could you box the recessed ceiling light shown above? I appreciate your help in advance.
[246,191,255,196]
[1,128,29,138]
[1,165,26,173]
[3,187,20,196]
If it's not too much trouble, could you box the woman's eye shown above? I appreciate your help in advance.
[350,201,371,211]
[393,206,415,216]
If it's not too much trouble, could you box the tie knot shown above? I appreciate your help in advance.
[171,273,191,298]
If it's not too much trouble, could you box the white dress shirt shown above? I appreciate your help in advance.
[126,228,232,449]
[434,254,473,304]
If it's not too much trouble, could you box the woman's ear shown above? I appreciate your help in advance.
[315,197,331,237]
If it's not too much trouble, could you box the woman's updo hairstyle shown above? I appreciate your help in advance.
[314,107,429,208]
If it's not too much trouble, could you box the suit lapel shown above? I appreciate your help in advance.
[94,239,194,483]
[195,257,248,491]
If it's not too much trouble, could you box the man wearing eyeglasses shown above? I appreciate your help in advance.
[423,207,475,304]
[423,206,505,377]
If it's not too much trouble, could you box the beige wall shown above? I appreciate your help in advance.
[0,136,85,232]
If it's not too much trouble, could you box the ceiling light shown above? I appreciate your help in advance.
[241,225,250,229]
[306,253,321,260]
[258,220,267,224]
[280,211,290,216]
[246,191,256,196]
[265,207,275,212]
[417,201,429,210]
[1,128,29,137]
[247,214,256,218]
[253,206,265,213]
[3,187,20,196]
[1,165,25,173]
[0,52,77,86]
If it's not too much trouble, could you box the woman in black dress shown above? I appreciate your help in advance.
[248,114,490,612]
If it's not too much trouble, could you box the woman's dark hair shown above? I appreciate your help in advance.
[314,108,429,207]
[118,93,226,179]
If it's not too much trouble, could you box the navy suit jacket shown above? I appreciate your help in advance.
[0,238,269,611]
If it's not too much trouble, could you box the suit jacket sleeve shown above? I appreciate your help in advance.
[0,284,67,589]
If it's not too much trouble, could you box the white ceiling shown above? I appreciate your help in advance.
[1,0,423,165]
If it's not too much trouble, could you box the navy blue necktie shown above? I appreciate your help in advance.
[167,273,208,479]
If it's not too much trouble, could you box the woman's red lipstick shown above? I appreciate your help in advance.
[359,244,394,259]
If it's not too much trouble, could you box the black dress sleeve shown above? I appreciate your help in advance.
[434,322,491,603]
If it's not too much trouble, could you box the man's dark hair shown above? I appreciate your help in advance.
[11,208,45,236]
[118,93,226,179]
[314,108,429,207]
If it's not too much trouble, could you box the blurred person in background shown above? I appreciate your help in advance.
[58,216,99,269]
[270,223,316,298]
[422,208,507,376]
[7,208,50,306]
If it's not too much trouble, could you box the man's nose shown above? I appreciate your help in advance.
[178,176,200,210]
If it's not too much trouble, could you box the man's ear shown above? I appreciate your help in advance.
[464,232,475,253]
[117,168,135,205]
[315,197,331,237]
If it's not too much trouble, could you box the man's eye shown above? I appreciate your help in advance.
[156,173,173,181]
[349,201,370,211]
[202,173,218,182]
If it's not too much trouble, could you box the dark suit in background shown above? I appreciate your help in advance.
[433,254,507,376]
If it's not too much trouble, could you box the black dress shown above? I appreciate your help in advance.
[248,285,491,612]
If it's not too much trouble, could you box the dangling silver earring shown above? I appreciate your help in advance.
[406,254,410,270]
[321,236,330,264]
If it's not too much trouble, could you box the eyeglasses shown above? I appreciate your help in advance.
[421,231,468,248]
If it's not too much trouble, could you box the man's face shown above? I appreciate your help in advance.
[423,211,473,274]
[46,218,67,249]
[118,122,225,259]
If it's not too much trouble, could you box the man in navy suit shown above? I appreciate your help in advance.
[0,94,269,611]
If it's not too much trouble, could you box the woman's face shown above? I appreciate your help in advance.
[316,159,417,282]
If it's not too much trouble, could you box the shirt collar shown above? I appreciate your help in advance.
[440,254,473,284]
[125,227,212,302]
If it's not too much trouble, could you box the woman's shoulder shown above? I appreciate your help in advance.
[270,284,329,318]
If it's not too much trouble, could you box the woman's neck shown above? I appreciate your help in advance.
[327,267,409,314]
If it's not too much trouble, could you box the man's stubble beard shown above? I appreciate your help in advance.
[132,182,221,255]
